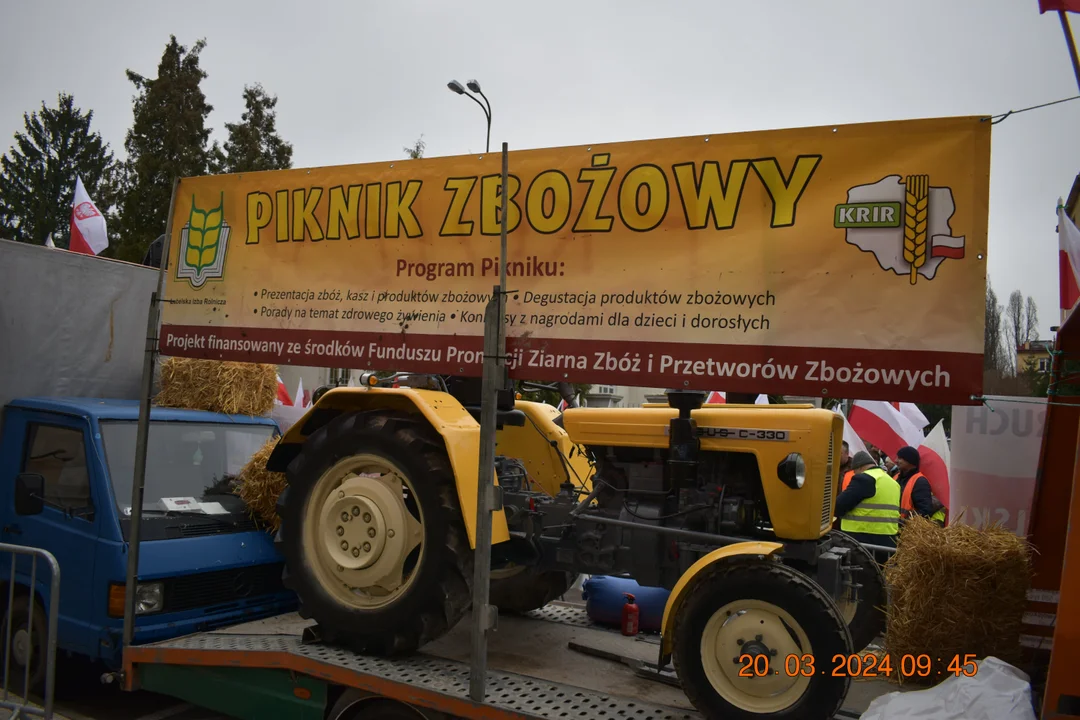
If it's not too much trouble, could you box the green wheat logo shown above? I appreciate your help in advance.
[176,191,231,289]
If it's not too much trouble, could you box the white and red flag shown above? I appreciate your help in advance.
[68,176,109,256]
[275,375,292,405]
[1058,201,1080,317]
[916,420,951,513]
[888,402,929,433]
[847,400,925,459]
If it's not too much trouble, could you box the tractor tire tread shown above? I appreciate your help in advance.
[273,409,473,656]
[672,559,852,720]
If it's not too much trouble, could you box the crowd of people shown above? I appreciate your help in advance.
[833,440,947,549]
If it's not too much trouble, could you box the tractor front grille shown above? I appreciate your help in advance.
[821,432,835,531]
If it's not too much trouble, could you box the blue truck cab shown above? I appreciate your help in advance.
[0,397,297,687]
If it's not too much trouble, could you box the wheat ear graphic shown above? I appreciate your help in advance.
[903,174,929,286]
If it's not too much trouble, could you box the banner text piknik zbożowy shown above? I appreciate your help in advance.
[159,116,990,403]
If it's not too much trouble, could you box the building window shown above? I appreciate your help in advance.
[596,385,617,395]
[1039,358,1049,372]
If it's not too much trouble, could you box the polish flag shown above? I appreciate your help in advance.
[44,234,56,249]
[930,234,965,259]
[1058,202,1080,315]
[557,398,568,411]
[848,400,925,459]
[706,391,726,404]
[917,420,951,515]
[68,176,109,256]
[275,375,292,405]
[889,402,929,433]
[835,411,870,459]
[294,377,306,408]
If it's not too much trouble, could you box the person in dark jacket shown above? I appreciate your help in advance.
[893,446,946,524]
[835,451,901,547]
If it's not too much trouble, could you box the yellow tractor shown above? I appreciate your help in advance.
[266,373,885,720]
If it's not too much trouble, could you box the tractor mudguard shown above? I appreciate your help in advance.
[659,541,784,662]
[266,386,509,549]
[494,400,595,497]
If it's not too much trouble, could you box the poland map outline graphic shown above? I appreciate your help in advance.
[835,175,965,284]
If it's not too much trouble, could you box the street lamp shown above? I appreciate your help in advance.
[447,78,491,153]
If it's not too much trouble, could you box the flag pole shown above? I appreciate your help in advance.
[1059,10,1080,92]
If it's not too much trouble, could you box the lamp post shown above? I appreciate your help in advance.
[447,78,491,153]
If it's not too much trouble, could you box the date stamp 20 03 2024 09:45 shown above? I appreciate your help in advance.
[737,653,982,679]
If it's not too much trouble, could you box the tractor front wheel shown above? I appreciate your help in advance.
[275,411,473,655]
[672,560,853,720]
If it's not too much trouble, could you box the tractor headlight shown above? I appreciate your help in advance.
[777,453,806,489]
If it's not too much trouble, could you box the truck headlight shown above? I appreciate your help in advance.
[107,581,164,617]
[136,582,164,614]
[777,453,806,489]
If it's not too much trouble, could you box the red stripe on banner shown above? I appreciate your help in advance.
[1061,249,1080,310]
[159,325,983,404]
[931,245,964,259]
[1039,0,1080,13]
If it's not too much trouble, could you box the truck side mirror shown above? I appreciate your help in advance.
[14,473,45,516]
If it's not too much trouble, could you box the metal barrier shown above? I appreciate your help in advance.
[0,542,60,719]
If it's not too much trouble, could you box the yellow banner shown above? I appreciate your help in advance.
[160,116,990,403]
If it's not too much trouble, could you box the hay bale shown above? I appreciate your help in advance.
[155,357,277,416]
[235,437,286,531]
[882,515,1032,686]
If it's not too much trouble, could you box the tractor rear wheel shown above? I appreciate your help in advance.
[488,564,576,613]
[275,410,473,655]
[672,560,852,720]
[827,530,887,652]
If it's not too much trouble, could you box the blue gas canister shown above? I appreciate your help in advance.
[581,576,670,632]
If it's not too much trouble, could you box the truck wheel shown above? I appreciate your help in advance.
[672,560,852,720]
[328,692,444,720]
[827,530,887,652]
[489,565,576,613]
[0,594,47,697]
[276,410,473,656]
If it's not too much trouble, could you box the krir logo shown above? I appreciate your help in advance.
[176,192,231,289]
[834,175,965,285]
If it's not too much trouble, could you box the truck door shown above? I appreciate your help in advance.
[3,411,100,658]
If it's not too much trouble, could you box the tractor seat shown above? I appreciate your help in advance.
[462,406,527,429]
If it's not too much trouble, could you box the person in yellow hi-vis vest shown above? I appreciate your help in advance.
[892,446,947,526]
[835,451,901,548]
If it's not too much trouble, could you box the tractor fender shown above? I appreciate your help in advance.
[266,386,510,549]
[659,541,784,662]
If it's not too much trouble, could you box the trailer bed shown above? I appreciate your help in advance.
[124,603,898,719]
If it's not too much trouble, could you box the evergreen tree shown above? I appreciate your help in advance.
[115,36,214,263]
[0,93,117,248]
[211,83,293,173]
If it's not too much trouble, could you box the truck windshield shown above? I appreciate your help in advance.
[98,421,275,515]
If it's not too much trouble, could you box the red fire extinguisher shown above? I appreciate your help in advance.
[621,593,640,636]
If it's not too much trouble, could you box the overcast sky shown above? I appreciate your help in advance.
[2,0,1078,339]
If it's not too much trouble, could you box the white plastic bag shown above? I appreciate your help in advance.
[861,657,1036,720]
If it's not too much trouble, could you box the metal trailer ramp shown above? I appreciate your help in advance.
[125,634,700,720]
[124,610,891,719]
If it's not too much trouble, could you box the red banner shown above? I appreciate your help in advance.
[161,324,981,404]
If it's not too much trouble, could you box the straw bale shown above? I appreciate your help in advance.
[155,357,277,416]
[235,437,287,531]
[881,515,1032,686]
